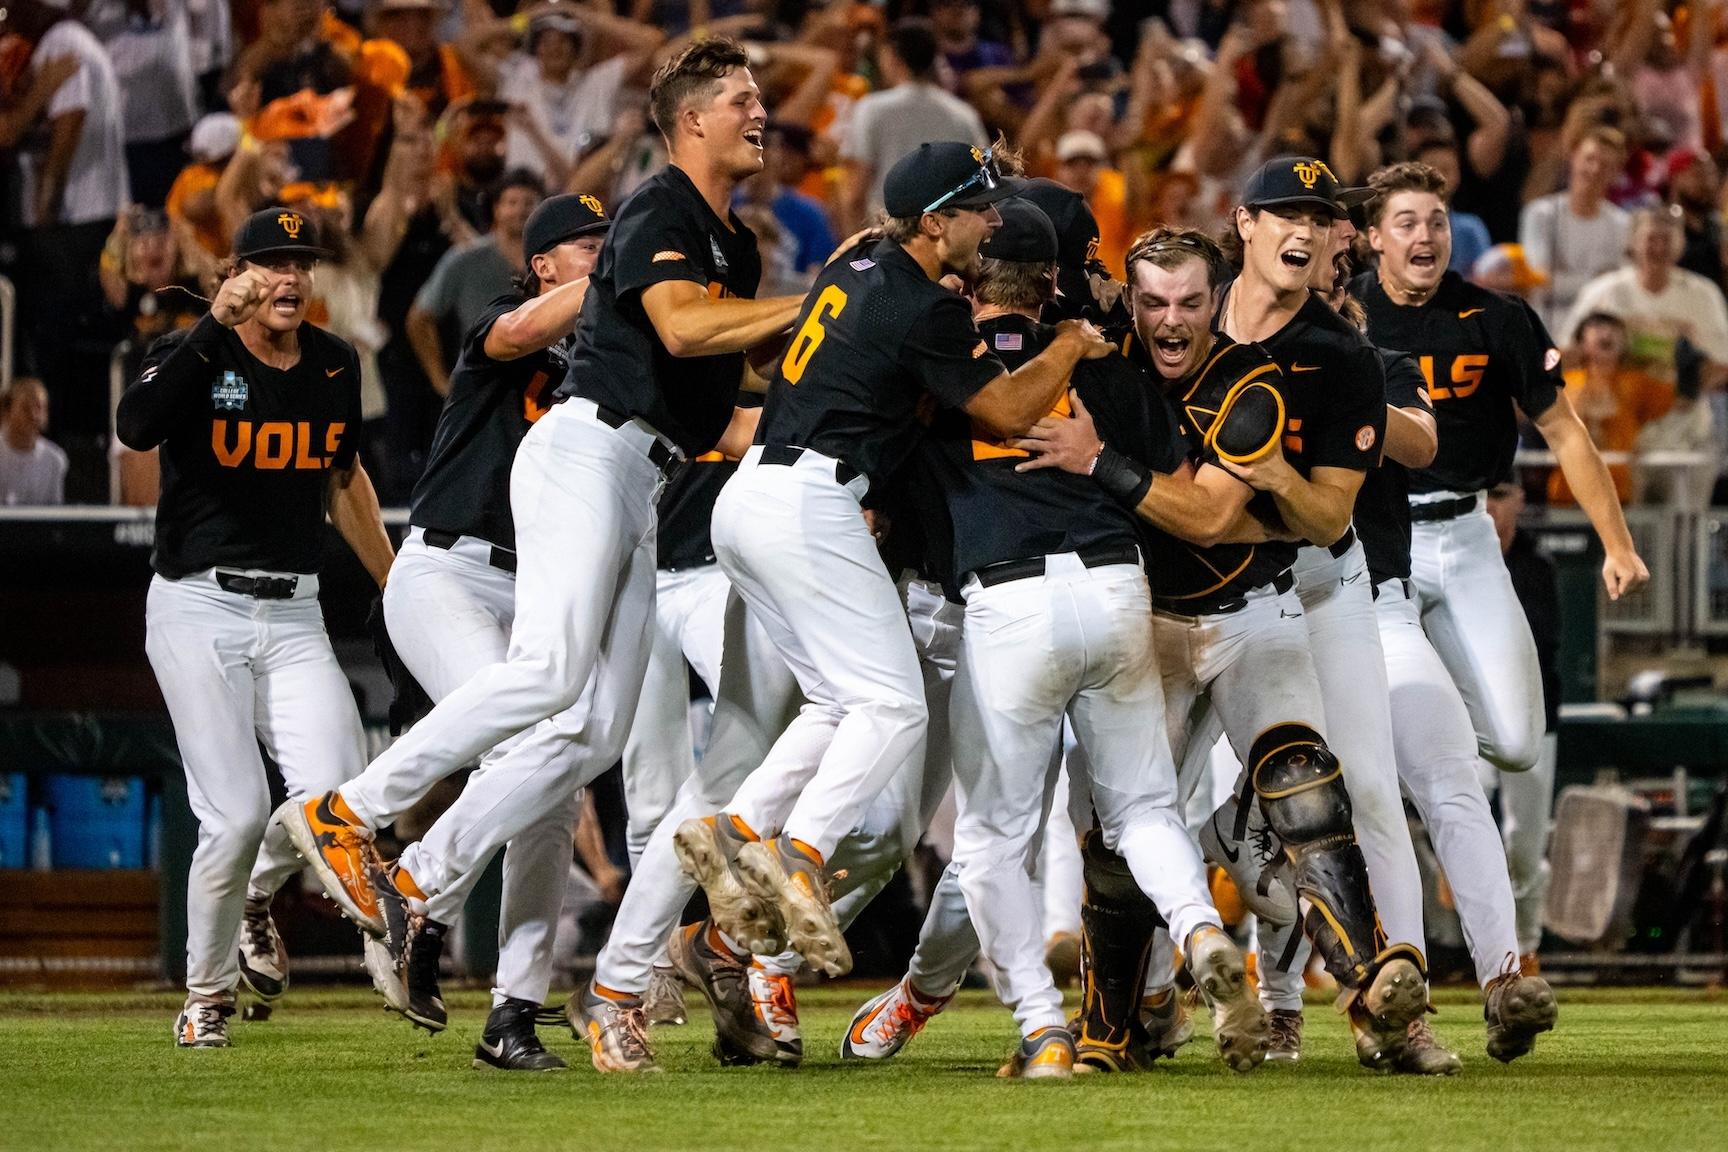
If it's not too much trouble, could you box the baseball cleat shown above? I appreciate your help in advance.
[747,964,803,1066]
[237,894,288,1001]
[1070,1013,1156,1074]
[1265,1008,1304,1062]
[568,983,660,1073]
[842,978,952,1061]
[672,816,785,956]
[996,1026,1076,1080]
[1140,987,1195,1059]
[1483,966,1557,1063]
[1347,953,1429,1068]
[174,999,233,1048]
[1186,925,1270,1072]
[274,791,384,937]
[1200,795,1298,926]
[734,835,852,978]
[365,859,446,1032]
[402,917,449,1033]
[473,998,567,1071]
[362,933,410,1015]
[1395,1017,1462,1076]
[644,965,688,1026]
[668,920,800,1066]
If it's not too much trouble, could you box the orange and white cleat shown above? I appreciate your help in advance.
[274,791,384,936]
[842,978,952,1061]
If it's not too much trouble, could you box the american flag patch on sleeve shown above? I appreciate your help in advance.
[994,332,1023,351]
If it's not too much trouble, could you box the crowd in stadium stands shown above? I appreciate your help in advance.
[2,0,1727,510]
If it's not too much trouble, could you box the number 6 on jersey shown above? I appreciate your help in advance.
[781,285,849,384]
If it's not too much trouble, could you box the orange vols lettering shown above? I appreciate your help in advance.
[971,392,1072,461]
[212,420,252,467]
[255,423,292,469]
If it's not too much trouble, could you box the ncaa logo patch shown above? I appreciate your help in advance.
[212,371,248,411]
[710,236,729,274]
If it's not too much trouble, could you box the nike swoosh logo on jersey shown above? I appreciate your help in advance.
[326,368,344,377]
[1290,364,1321,372]
[1458,308,1484,319]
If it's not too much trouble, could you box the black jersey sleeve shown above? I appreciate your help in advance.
[459,295,524,368]
[611,188,713,298]
[333,342,364,471]
[1078,356,1187,474]
[898,294,1007,409]
[1505,299,1563,421]
[1310,341,1387,471]
[116,312,224,450]
[1383,349,1432,413]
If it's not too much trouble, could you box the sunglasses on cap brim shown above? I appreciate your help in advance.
[924,146,1003,215]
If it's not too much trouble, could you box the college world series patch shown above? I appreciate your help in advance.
[212,371,249,411]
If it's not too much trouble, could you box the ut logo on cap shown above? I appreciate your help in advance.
[578,194,605,216]
[277,212,304,239]
[1291,160,1337,189]
[970,145,984,164]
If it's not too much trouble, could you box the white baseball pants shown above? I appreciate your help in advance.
[714,446,928,859]
[350,401,663,924]
[366,532,579,1007]
[1291,540,1425,955]
[591,586,801,995]
[1480,733,1557,956]
[953,556,1215,1038]
[1377,576,1521,987]
[622,563,730,865]
[1409,494,1545,772]
[145,570,364,999]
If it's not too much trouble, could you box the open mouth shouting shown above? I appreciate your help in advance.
[1279,248,1313,274]
[1408,247,1439,274]
[1151,330,1194,372]
[742,126,764,149]
[270,291,303,317]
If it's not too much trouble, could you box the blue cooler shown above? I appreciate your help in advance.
[0,774,25,868]
[47,775,147,869]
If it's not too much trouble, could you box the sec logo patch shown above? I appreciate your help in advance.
[1355,424,1376,451]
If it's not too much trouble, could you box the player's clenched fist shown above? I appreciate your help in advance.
[1053,317,1112,360]
[212,267,276,328]
[1602,549,1650,601]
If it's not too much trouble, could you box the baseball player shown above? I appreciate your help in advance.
[1017,210,1429,1069]
[671,141,1112,981]
[348,193,608,1066]
[276,39,811,1073]
[935,199,1268,1077]
[116,207,393,1048]
[1349,161,1567,1060]
[1350,168,1647,780]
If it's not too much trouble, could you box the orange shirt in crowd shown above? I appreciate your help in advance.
[165,162,227,258]
[1548,366,1675,505]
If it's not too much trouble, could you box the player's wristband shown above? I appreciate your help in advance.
[1090,445,1152,509]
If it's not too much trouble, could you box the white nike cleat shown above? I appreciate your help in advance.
[841,978,952,1060]
[1200,795,1298,926]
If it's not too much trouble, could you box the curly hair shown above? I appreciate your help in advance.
[648,37,750,138]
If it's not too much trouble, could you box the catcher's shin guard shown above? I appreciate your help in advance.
[1073,829,1166,1058]
[1249,724,1385,990]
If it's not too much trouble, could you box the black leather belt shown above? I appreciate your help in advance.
[969,542,1142,590]
[422,528,517,574]
[1409,494,1478,523]
[1327,524,1357,558]
[1155,568,1294,617]
[594,404,678,472]
[215,571,298,599]
[760,444,864,486]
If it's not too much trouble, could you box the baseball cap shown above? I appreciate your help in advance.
[232,206,330,262]
[188,112,241,164]
[1018,178,1101,269]
[882,141,1026,218]
[1055,130,1108,164]
[524,193,610,258]
[979,198,1058,264]
[1240,155,1372,220]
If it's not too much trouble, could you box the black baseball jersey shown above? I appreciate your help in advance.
[1350,269,1561,494]
[921,314,1185,581]
[1353,350,1434,586]
[757,240,1005,485]
[656,391,761,570]
[117,313,362,578]
[1129,334,1309,609]
[556,165,761,457]
[410,293,565,551]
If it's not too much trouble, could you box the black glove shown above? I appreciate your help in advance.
[367,592,431,735]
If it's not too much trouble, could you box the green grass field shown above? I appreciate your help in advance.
[1,987,1725,1152]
